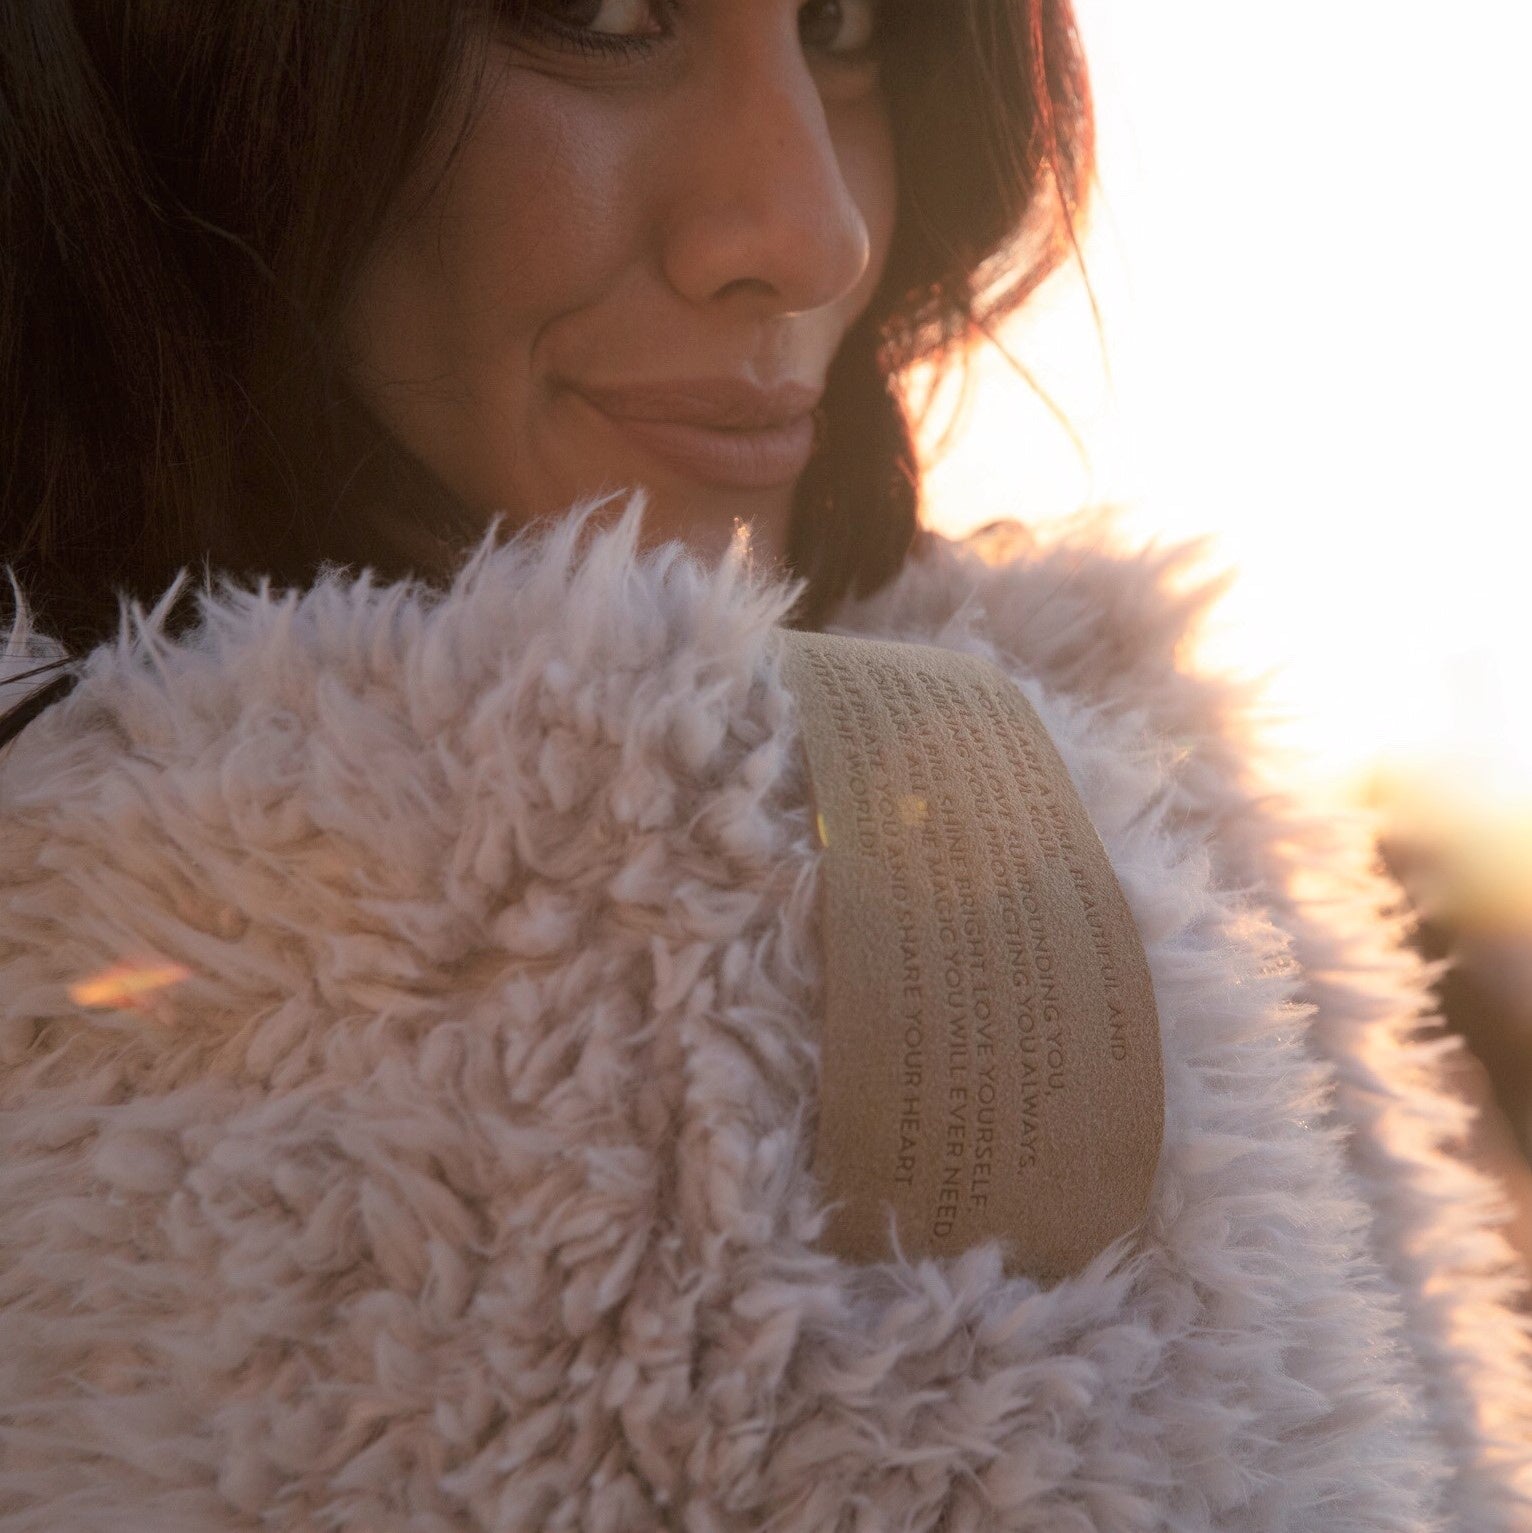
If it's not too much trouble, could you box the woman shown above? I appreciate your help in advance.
[2,3,1530,1529]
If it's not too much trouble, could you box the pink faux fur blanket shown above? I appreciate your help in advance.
[2,492,1530,1531]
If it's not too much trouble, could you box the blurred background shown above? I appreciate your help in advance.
[914,2,1532,1277]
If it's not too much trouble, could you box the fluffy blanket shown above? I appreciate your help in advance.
[2,492,1530,1531]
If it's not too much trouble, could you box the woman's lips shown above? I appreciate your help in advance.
[571,391,816,491]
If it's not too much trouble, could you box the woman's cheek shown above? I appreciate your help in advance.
[457,72,648,329]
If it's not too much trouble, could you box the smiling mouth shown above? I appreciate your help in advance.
[570,391,817,491]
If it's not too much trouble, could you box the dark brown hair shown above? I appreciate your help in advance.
[0,0,1093,710]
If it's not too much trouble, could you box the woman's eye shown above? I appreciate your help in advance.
[798,0,881,58]
[505,0,882,67]
[507,0,666,57]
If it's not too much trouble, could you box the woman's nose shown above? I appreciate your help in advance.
[659,43,874,320]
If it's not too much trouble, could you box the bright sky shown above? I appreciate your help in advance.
[917,1,1532,821]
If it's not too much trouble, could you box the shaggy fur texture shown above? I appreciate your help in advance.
[2,492,1530,1531]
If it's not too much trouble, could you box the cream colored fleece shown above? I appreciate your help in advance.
[2,491,1530,1532]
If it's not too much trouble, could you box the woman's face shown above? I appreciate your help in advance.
[340,0,897,572]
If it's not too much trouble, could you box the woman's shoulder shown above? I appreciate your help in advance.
[849,506,1230,712]
[866,511,1532,1520]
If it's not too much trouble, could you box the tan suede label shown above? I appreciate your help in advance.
[775,629,1163,1284]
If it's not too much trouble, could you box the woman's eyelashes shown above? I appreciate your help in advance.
[505,0,669,60]
[504,0,883,67]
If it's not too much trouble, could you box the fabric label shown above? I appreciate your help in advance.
[775,629,1163,1284]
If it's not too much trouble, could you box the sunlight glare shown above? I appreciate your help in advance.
[915,1,1532,818]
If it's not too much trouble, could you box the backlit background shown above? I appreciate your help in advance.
[915,0,1532,1239]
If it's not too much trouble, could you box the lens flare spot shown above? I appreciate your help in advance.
[69,960,190,1011]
